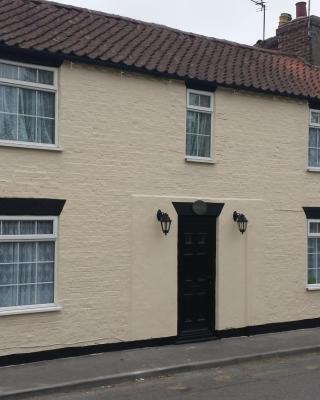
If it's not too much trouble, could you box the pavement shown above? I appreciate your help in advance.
[2,328,320,399]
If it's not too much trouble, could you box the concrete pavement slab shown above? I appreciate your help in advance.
[2,328,320,399]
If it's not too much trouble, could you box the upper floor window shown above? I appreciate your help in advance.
[0,60,57,148]
[309,109,320,169]
[186,89,213,161]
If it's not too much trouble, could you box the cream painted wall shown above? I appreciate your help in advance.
[0,60,317,355]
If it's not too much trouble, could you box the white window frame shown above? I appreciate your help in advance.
[0,216,60,315]
[0,59,60,151]
[307,219,320,290]
[185,89,214,163]
[308,109,320,172]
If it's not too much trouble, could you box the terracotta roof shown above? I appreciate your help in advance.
[1,0,320,100]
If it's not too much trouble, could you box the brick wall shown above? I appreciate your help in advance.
[261,16,320,66]
[276,17,311,61]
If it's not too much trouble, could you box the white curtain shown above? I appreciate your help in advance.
[308,237,320,284]
[37,91,55,144]
[0,85,17,140]
[19,67,37,83]
[0,63,18,80]
[18,88,36,142]
[0,85,55,144]
[309,127,320,167]
[0,240,54,307]
[186,110,211,157]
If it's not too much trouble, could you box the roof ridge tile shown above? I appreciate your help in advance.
[19,0,309,60]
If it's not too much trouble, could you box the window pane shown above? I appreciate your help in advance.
[0,243,18,263]
[0,286,17,307]
[0,85,17,113]
[186,134,197,157]
[37,242,55,262]
[37,262,54,283]
[308,253,317,269]
[38,70,54,85]
[309,148,318,167]
[20,221,36,235]
[308,237,317,253]
[37,92,54,118]
[18,115,36,142]
[311,111,320,125]
[19,263,36,284]
[187,110,198,134]
[37,283,54,304]
[18,284,36,305]
[309,128,319,147]
[19,67,37,83]
[198,113,211,135]
[0,113,17,140]
[37,221,53,235]
[308,269,317,284]
[0,63,18,80]
[310,223,320,234]
[199,95,211,108]
[0,264,17,285]
[189,93,200,107]
[2,221,19,235]
[19,242,36,263]
[37,117,54,144]
[198,135,211,158]
[19,88,36,115]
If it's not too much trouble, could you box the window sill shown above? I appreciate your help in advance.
[306,285,320,291]
[185,157,215,164]
[0,305,61,316]
[307,167,320,172]
[0,141,62,152]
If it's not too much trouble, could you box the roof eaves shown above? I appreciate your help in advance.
[1,43,318,102]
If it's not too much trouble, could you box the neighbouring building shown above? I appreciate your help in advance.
[0,0,320,359]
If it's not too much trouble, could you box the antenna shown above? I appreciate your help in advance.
[251,0,267,41]
[308,0,311,16]
[308,0,311,36]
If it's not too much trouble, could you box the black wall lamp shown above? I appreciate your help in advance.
[233,211,248,234]
[157,210,172,235]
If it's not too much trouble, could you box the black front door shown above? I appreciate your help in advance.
[178,215,216,339]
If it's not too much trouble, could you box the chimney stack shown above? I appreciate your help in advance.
[279,13,292,27]
[296,1,307,18]
[257,1,320,66]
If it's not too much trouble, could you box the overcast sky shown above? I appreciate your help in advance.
[52,0,314,45]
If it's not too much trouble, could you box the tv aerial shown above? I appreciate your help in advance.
[251,0,267,41]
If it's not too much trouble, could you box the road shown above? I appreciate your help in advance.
[30,352,320,400]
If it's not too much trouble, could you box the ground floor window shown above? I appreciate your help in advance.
[0,217,57,309]
[308,220,320,285]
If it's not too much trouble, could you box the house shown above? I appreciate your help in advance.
[0,0,320,360]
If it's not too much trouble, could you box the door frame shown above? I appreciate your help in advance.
[177,215,216,338]
[173,202,224,340]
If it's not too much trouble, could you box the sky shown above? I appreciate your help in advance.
[51,0,315,45]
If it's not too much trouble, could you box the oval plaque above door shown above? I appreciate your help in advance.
[192,200,208,216]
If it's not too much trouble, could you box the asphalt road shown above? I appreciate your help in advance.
[29,352,320,400]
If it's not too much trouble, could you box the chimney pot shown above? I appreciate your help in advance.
[296,2,307,18]
[279,13,292,27]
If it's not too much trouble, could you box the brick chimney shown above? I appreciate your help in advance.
[296,1,307,18]
[256,2,320,66]
[278,13,292,27]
